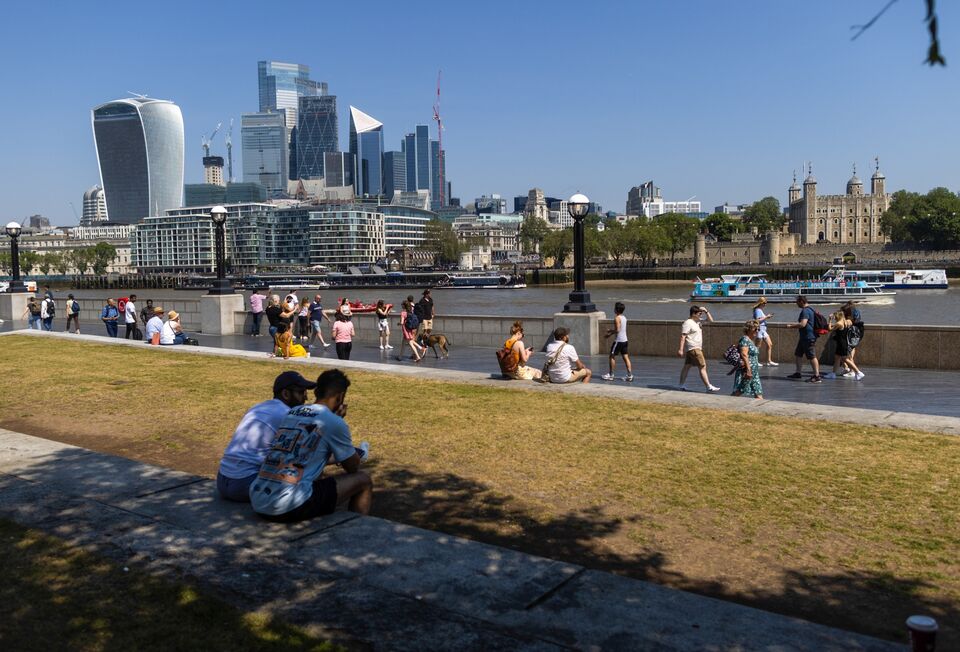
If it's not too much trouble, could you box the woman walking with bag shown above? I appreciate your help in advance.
[732,320,763,399]
[398,299,426,362]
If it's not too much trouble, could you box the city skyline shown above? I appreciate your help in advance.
[1,1,958,224]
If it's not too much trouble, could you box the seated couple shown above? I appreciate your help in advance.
[145,308,193,345]
[216,370,372,521]
[500,324,591,384]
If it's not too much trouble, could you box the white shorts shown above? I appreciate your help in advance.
[378,318,389,332]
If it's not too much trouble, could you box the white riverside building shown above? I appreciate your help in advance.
[131,202,433,273]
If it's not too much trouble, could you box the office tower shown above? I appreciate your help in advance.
[349,106,384,197]
[257,61,327,131]
[241,112,288,196]
[383,151,406,200]
[401,125,431,192]
[322,152,354,188]
[92,97,184,223]
[82,186,108,225]
[296,95,338,179]
[430,140,446,207]
[203,156,225,186]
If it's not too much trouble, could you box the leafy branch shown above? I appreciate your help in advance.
[851,0,945,66]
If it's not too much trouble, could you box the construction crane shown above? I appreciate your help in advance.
[201,122,222,157]
[432,70,444,208]
[224,118,234,183]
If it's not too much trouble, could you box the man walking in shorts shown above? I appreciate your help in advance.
[250,369,373,520]
[677,305,720,392]
[787,294,822,383]
[602,301,633,382]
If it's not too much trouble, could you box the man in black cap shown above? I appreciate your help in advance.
[216,371,316,502]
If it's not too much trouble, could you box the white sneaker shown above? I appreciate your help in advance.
[767,361,779,367]
[823,372,836,379]
[379,345,384,350]
[601,373,615,381]
[324,343,331,348]
[855,371,865,380]
[385,344,394,349]
[707,385,721,392]
[625,374,634,382]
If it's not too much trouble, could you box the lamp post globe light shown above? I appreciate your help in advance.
[563,193,596,312]
[4,221,28,293]
[208,206,234,295]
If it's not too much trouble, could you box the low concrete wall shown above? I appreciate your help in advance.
[596,319,960,371]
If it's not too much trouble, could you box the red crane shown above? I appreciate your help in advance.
[432,70,444,208]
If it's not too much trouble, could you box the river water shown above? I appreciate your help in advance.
[65,283,960,327]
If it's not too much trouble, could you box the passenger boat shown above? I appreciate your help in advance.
[820,265,947,289]
[690,272,896,303]
[437,273,527,289]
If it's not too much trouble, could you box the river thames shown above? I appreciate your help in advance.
[66,283,959,326]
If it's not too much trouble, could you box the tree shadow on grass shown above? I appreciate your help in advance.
[370,466,959,644]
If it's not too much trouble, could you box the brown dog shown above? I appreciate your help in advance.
[419,333,450,358]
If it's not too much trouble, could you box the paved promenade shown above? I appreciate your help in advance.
[0,428,903,651]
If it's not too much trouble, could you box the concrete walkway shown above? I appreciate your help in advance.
[0,428,903,651]
[4,328,960,436]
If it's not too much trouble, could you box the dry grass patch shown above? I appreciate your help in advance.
[1,335,958,642]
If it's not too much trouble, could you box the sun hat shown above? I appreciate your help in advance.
[154,306,164,314]
[168,310,179,320]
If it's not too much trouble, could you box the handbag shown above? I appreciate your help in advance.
[541,343,566,379]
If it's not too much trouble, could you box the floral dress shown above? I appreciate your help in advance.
[733,335,762,397]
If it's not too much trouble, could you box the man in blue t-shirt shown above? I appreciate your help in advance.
[250,369,372,521]
[787,294,821,383]
[216,371,316,502]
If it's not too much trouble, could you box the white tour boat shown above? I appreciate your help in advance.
[691,271,895,303]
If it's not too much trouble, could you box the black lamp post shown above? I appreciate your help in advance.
[563,193,596,312]
[4,221,28,293]
[208,206,234,295]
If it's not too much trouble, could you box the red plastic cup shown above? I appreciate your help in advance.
[906,615,938,652]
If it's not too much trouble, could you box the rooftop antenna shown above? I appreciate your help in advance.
[852,162,857,176]
[875,155,880,171]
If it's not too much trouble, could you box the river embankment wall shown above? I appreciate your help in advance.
[59,298,959,371]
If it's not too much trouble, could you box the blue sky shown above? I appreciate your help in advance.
[1,0,958,224]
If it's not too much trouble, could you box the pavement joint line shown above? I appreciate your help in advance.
[133,477,208,499]
[523,567,587,611]
[7,328,960,437]
[287,512,362,542]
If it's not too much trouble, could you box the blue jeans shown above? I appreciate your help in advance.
[216,471,256,502]
[268,325,277,338]
[105,321,118,337]
[251,311,263,335]
[42,317,53,331]
[28,315,40,330]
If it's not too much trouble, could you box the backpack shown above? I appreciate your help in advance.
[497,338,520,376]
[71,300,80,314]
[811,309,829,337]
[45,299,55,317]
[413,302,424,320]
[117,297,128,314]
[846,323,863,349]
[404,311,420,331]
[28,302,41,316]
[723,343,741,366]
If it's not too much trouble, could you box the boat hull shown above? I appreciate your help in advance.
[691,292,895,303]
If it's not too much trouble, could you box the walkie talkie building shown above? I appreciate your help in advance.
[92,97,184,223]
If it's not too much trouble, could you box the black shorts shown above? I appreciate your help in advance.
[610,341,629,356]
[263,476,339,523]
[794,338,816,360]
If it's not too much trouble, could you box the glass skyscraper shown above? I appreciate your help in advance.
[323,152,354,188]
[382,151,406,201]
[349,106,384,197]
[430,140,446,207]
[296,95,338,179]
[257,61,327,131]
[92,97,184,223]
[241,112,288,196]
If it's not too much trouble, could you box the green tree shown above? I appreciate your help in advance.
[68,248,93,276]
[541,228,573,268]
[51,251,70,276]
[652,213,699,265]
[583,225,604,261]
[0,250,10,275]
[601,221,632,265]
[37,253,53,276]
[883,187,960,247]
[90,242,117,275]
[627,220,666,267]
[421,219,463,266]
[19,250,39,275]
[518,214,549,254]
[741,197,784,233]
[702,212,742,240]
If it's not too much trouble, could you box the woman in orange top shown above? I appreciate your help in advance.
[502,321,541,380]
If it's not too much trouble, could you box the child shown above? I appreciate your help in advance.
[603,302,633,382]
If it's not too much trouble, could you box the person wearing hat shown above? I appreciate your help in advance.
[251,369,373,519]
[160,310,186,345]
[217,371,317,502]
[416,288,435,339]
[145,306,165,344]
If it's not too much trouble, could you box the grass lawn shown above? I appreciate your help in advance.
[0,518,341,651]
[1,335,958,642]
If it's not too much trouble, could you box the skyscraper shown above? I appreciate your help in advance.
[241,112,288,196]
[296,95,338,179]
[92,97,184,223]
[257,61,327,131]
[323,152,354,188]
[349,106,384,197]
[430,140,445,207]
[383,151,406,201]
[81,186,108,225]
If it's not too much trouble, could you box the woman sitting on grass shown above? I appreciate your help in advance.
[273,323,308,359]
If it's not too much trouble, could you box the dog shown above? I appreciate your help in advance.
[419,333,450,358]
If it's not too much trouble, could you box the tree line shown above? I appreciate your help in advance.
[0,243,117,277]
[880,187,960,248]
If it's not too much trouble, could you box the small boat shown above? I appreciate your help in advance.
[337,299,392,314]
[437,273,527,289]
[821,265,947,289]
[690,272,895,303]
